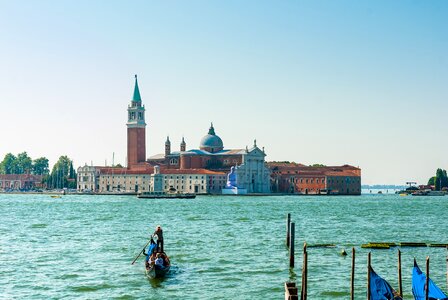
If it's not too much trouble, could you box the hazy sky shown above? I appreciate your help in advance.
[0,1,447,185]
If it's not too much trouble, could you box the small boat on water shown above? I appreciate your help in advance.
[412,190,446,196]
[412,259,447,300]
[50,195,62,198]
[369,266,402,299]
[142,238,171,279]
[138,191,196,199]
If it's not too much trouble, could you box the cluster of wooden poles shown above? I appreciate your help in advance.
[284,213,448,300]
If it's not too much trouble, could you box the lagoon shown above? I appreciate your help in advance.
[0,194,447,299]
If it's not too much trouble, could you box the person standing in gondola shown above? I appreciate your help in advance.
[153,225,164,252]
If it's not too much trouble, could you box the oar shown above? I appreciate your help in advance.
[131,237,153,265]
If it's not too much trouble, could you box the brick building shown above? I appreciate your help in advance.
[269,163,361,195]
[0,174,43,191]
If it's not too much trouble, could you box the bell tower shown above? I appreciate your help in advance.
[127,75,146,168]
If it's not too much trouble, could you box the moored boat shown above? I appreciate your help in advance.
[369,266,402,299]
[137,191,196,199]
[412,259,447,300]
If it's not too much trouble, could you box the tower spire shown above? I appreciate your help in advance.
[132,74,141,102]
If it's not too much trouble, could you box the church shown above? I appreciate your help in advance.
[77,76,271,194]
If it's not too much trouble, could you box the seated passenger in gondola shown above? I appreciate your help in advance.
[142,239,157,268]
[155,253,164,267]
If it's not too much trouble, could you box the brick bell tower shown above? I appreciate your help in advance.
[127,75,146,168]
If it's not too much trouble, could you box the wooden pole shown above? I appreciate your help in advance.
[289,222,295,268]
[446,246,448,292]
[367,252,371,300]
[426,256,429,300]
[351,247,355,300]
[286,213,291,247]
[301,242,307,300]
[398,249,402,298]
[304,243,308,300]
[131,237,153,265]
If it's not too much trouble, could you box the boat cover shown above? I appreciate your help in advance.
[412,259,448,300]
[370,266,403,300]
[145,239,157,262]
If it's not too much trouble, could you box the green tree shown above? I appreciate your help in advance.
[67,161,77,189]
[0,153,17,174]
[16,152,33,174]
[434,168,448,191]
[428,176,436,186]
[33,157,49,175]
[310,164,326,167]
[47,156,72,189]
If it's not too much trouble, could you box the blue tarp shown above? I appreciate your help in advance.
[370,266,403,300]
[145,239,157,262]
[412,259,448,300]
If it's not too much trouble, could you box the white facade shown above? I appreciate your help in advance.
[77,165,101,192]
[77,166,226,194]
[99,173,151,193]
[234,146,271,193]
[154,172,226,194]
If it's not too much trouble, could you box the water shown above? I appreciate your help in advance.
[0,194,447,299]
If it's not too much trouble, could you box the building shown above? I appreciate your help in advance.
[127,75,147,168]
[77,76,361,195]
[77,75,270,194]
[148,126,271,193]
[0,174,43,191]
[269,163,361,195]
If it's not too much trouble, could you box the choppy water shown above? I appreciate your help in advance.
[0,194,447,299]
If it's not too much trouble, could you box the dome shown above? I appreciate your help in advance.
[199,123,224,152]
[200,134,223,148]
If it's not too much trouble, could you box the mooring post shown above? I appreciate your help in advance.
[304,243,307,300]
[367,252,371,300]
[286,213,291,247]
[289,222,295,268]
[446,246,448,292]
[398,249,402,298]
[426,257,429,300]
[300,242,307,300]
[351,247,355,300]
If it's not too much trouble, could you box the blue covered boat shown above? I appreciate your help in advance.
[369,266,402,300]
[412,259,447,300]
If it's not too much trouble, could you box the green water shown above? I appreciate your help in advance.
[0,194,447,299]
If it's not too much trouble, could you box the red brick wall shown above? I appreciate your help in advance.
[127,127,146,167]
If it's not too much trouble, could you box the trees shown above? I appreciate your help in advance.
[0,152,50,175]
[46,156,77,189]
[33,157,49,175]
[16,152,33,174]
[428,176,436,186]
[434,168,448,191]
[0,153,17,174]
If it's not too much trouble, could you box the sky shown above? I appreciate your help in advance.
[0,0,447,185]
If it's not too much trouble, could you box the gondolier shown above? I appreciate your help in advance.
[153,225,164,252]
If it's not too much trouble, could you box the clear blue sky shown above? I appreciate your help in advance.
[0,0,447,185]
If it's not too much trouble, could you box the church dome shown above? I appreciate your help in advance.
[199,123,224,153]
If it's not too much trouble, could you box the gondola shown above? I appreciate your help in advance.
[412,259,447,300]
